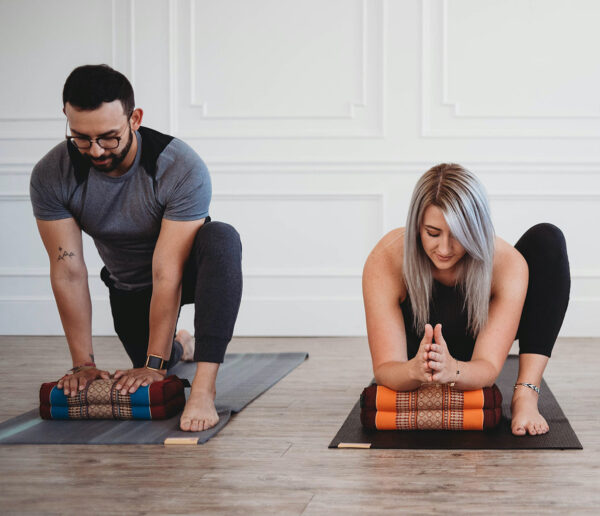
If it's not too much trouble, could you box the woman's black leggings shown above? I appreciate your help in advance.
[515,223,570,357]
[101,219,243,369]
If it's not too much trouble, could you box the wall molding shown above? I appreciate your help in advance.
[1,266,597,279]
[0,0,134,140]
[3,160,600,174]
[4,190,600,203]
[188,0,368,120]
[421,0,600,138]
[170,0,386,138]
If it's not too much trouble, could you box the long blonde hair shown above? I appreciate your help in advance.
[403,164,495,336]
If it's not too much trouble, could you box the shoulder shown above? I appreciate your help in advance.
[154,136,208,181]
[31,141,71,181]
[491,236,528,297]
[363,228,406,295]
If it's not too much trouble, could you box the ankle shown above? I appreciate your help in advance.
[512,386,539,403]
[190,385,216,398]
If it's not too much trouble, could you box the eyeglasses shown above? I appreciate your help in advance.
[65,120,130,150]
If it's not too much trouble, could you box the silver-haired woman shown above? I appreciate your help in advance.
[363,163,570,436]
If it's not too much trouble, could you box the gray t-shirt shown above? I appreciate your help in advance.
[30,129,211,290]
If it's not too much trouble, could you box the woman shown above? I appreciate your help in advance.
[362,164,570,436]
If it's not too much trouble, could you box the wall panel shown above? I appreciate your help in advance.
[0,0,598,337]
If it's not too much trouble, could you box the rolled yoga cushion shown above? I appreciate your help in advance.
[360,383,502,430]
[39,375,187,420]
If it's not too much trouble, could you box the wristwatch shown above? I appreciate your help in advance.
[145,354,168,371]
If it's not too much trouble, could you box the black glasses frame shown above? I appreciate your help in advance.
[65,120,130,150]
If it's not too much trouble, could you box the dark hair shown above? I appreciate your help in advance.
[62,64,135,116]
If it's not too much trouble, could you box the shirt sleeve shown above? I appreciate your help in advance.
[163,157,212,221]
[29,160,73,221]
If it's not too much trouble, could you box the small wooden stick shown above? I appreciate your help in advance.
[337,442,371,449]
[164,437,199,446]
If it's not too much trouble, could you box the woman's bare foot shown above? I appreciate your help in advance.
[180,389,219,432]
[175,329,195,362]
[511,386,549,436]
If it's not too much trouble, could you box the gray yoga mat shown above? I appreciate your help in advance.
[0,352,308,445]
[329,355,582,450]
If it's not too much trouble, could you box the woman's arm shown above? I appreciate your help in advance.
[427,239,529,389]
[363,229,432,390]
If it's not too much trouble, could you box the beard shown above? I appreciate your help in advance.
[89,128,134,173]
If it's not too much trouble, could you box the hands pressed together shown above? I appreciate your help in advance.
[57,365,166,397]
[411,323,459,385]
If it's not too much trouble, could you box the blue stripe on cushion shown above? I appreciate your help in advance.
[130,385,150,406]
[131,405,151,419]
[50,404,69,419]
[50,386,68,406]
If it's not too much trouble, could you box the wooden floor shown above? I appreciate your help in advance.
[0,336,598,515]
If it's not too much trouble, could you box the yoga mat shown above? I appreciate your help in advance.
[329,355,582,450]
[0,352,308,445]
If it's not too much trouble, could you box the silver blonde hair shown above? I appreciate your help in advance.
[403,164,495,336]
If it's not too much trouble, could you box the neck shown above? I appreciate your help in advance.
[432,268,459,287]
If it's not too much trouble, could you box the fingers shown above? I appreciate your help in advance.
[422,324,433,344]
[99,370,110,380]
[117,375,138,395]
[113,369,125,380]
[433,324,447,348]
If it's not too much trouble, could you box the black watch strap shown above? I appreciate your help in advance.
[145,354,167,371]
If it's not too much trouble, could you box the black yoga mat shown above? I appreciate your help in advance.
[329,355,582,450]
[0,352,308,445]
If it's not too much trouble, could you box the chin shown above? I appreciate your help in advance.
[92,162,116,173]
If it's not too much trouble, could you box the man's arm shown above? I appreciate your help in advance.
[36,218,109,394]
[114,218,205,394]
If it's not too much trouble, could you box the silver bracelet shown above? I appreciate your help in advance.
[514,382,540,394]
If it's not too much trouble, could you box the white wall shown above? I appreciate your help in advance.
[0,0,599,336]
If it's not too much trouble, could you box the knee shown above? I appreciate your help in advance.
[193,221,242,258]
[519,223,569,276]
[525,223,567,255]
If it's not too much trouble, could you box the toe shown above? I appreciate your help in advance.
[190,419,200,432]
[180,417,191,431]
[526,422,536,435]
[512,424,526,436]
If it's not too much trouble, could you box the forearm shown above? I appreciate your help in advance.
[374,360,424,391]
[451,358,499,390]
[50,272,93,367]
[147,279,182,359]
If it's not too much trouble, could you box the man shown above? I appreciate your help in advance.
[30,64,242,432]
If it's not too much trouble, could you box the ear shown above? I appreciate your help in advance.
[130,108,144,131]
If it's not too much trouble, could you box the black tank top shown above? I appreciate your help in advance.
[400,280,476,362]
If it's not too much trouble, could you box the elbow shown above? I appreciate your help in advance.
[480,359,501,386]
[152,267,183,287]
[50,263,87,284]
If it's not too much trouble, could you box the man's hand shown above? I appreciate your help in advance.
[427,324,458,384]
[409,323,435,383]
[58,367,110,397]
[113,367,166,395]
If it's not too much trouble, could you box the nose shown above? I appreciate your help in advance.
[87,141,105,158]
[438,235,452,255]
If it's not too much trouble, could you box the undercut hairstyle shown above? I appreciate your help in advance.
[62,64,134,116]
[403,163,495,336]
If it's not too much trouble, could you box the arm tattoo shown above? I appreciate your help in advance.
[89,353,95,363]
[57,246,75,261]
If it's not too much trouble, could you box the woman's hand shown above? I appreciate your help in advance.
[409,323,435,383]
[427,324,458,384]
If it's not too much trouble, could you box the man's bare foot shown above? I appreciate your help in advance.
[180,389,219,432]
[175,329,195,362]
[511,386,549,436]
